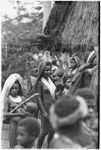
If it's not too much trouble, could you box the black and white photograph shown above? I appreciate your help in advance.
[1,0,99,149]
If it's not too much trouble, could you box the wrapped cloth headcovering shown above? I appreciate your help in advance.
[43,51,51,62]
[49,96,88,129]
[1,73,23,114]
[71,56,81,67]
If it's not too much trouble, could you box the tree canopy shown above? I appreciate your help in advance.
[2,0,43,86]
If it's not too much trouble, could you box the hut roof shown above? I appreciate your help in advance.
[43,1,99,50]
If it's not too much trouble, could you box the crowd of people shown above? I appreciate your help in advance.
[1,47,98,149]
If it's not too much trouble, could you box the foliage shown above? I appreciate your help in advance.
[2,1,43,87]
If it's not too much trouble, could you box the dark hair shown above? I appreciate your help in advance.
[89,45,94,52]
[54,95,80,118]
[54,95,81,133]
[45,61,52,67]
[75,88,95,107]
[52,59,57,66]
[18,117,40,138]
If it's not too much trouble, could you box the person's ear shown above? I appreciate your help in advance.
[31,134,36,141]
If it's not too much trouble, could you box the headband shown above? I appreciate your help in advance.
[49,96,88,129]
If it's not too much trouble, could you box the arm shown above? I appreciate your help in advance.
[37,81,48,117]
[27,74,32,93]
[86,65,98,75]
[3,97,11,123]
[3,97,10,113]
[71,63,96,83]
[4,112,25,117]
[78,62,97,73]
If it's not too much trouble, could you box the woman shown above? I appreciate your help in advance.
[68,56,81,75]
[35,61,56,148]
[1,74,26,148]
[62,56,81,94]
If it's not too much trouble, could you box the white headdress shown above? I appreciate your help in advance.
[1,73,23,113]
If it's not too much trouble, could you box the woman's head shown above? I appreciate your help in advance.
[70,56,80,69]
[38,61,52,78]
[1,73,23,112]
[10,80,23,97]
[44,61,52,73]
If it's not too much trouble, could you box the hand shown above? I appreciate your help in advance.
[66,82,71,88]
[43,112,48,118]
[84,69,92,76]
[22,111,32,117]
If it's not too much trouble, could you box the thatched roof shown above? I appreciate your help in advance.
[44,1,74,35]
[43,1,99,52]
[34,2,75,52]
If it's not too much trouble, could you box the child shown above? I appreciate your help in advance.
[49,95,96,148]
[15,117,40,149]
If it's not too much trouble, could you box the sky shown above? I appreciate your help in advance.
[1,0,17,18]
[0,0,44,20]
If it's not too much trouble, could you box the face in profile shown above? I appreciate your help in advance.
[88,106,94,117]
[10,83,20,97]
[16,126,34,148]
